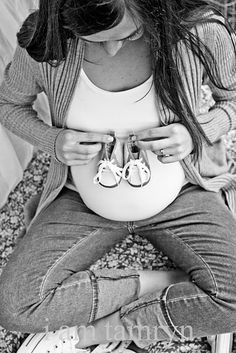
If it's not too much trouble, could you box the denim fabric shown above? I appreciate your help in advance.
[1,184,236,348]
[120,184,236,347]
[0,189,140,332]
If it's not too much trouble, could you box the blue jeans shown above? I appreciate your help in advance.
[1,184,236,348]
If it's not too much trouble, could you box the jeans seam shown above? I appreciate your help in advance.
[87,269,99,323]
[159,286,183,339]
[97,275,139,281]
[165,228,219,297]
[160,286,186,339]
[120,298,160,318]
[166,293,209,303]
[55,281,88,290]
[160,285,210,340]
[120,288,210,341]
[39,229,99,300]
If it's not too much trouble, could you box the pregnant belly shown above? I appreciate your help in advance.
[71,150,185,221]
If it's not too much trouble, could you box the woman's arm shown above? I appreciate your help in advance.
[0,45,64,161]
[198,21,236,143]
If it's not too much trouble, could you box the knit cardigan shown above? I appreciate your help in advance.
[1,17,236,223]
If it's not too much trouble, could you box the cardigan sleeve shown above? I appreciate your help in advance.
[197,21,236,142]
[0,45,64,160]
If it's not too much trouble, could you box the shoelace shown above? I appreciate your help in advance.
[122,158,151,186]
[93,159,123,185]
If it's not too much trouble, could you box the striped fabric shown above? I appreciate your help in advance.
[1,15,236,223]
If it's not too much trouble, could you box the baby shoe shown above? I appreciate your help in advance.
[122,134,151,187]
[93,133,123,188]
[17,326,134,353]
[16,326,88,353]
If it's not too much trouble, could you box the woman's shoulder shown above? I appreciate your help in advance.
[14,34,81,71]
[193,11,229,42]
[12,43,41,78]
[184,10,235,54]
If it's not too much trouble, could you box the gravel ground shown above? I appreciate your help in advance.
[0,86,234,352]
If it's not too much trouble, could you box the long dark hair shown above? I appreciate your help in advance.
[17,0,236,159]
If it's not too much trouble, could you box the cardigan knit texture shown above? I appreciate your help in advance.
[1,15,236,223]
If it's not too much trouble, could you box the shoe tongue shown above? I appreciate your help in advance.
[132,152,139,159]
[130,145,140,159]
[105,141,115,160]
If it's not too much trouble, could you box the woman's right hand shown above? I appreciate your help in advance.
[55,129,114,166]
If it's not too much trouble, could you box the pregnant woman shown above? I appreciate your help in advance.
[1,1,236,352]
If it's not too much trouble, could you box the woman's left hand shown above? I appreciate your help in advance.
[135,123,194,163]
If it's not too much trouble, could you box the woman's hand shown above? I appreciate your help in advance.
[135,123,194,163]
[55,129,113,166]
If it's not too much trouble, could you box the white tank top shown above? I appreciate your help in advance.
[66,69,185,221]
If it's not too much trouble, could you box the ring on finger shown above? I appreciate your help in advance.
[159,149,171,157]
[160,148,165,157]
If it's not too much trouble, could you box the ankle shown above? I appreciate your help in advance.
[137,269,190,298]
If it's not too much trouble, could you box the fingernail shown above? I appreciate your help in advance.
[107,136,114,142]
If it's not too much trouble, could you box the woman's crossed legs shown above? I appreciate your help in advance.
[0,184,236,349]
